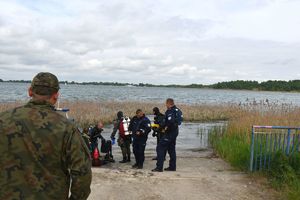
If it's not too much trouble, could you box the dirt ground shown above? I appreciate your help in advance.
[88,149,278,200]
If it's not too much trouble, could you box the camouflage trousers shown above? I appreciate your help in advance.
[118,137,131,161]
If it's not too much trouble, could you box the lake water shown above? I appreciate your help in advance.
[1,82,300,105]
[100,121,225,152]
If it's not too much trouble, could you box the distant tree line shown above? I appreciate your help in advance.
[2,80,31,83]
[210,80,300,91]
[2,79,300,92]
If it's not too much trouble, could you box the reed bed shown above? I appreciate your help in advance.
[1,100,299,127]
[0,101,300,125]
[0,100,240,127]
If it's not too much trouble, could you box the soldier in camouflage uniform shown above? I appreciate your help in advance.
[0,72,92,200]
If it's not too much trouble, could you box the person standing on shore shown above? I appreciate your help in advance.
[129,109,151,169]
[0,72,92,199]
[151,107,165,160]
[152,98,183,172]
[111,111,132,163]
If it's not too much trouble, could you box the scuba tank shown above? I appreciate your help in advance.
[122,117,131,135]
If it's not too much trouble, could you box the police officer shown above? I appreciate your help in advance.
[129,109,151,169]
[152,98,181,172]
[152,107,165,160]
[111,111,131,163]
[0,72,92,199]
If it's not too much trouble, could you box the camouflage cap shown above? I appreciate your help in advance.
[31,72,60,95]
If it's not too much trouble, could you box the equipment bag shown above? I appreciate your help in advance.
[101,140,112,153]
[93,147,100,160]
[92,147,102,166]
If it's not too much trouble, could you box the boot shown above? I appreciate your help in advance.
[137,165,143,169]
[119,157,127,163]
[132,163,138,168]
[164,167,176,171]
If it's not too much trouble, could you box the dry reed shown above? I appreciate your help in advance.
[1,100,300,131]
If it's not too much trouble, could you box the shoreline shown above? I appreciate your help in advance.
[89,147,278,200]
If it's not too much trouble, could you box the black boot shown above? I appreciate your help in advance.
[119,157,127,163]
[137,164,143,169]
[151,168,162,172]
[132,163,138,168]
[164,167,176,171]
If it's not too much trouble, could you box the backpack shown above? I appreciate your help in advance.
[174,107,183,126]
[101,139,112,153]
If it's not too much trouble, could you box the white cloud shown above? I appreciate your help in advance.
[0,0,299,84]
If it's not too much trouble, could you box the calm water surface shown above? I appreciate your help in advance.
[1,82,300,105]
[100,121,225,152]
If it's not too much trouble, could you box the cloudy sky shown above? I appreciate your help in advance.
[0,0,300,84]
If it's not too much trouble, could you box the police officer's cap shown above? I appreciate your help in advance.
[31,72,60,95]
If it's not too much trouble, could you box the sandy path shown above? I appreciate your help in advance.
[88,149,277,200]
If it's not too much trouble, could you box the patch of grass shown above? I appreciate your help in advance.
[268,152,300,199]
[210,130,250,170]
[289,153,300,176]
[268,152,297,188]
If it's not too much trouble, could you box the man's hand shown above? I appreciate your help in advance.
[136,131,141,136]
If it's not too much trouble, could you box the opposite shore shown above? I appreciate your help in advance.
[2,79,300,93]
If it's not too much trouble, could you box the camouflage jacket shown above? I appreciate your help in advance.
[0,100,92,200]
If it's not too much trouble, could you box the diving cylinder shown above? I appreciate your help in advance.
[123,117,131,135]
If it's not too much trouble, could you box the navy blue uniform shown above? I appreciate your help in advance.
[153,112,165,144]
[156,105,179,170]
[129,115,151,168]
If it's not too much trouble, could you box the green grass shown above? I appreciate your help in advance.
[210,130,300,200]
[268,151,300,199]
[209,130,250,170]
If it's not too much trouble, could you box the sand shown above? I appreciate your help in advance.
[88,148,278,200]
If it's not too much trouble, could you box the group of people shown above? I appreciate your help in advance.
[0,72,182,199]
[89,99,182,172]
